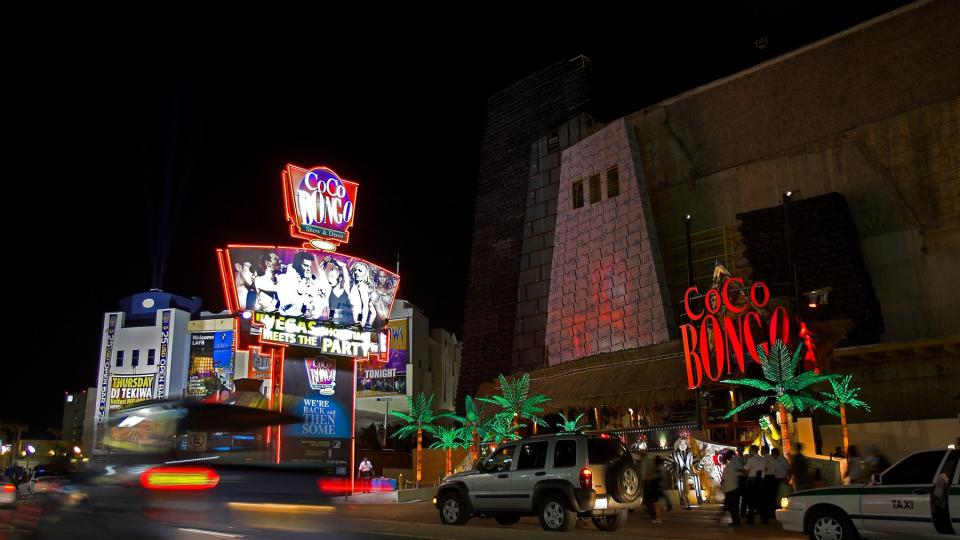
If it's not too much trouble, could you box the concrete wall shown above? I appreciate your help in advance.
[546,119,674,364]
[513,114,594,372]
[820,418,958,463]
[629,0,960,342]
[459,58,592,408]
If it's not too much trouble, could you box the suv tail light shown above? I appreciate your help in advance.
[140,466,220,491]
[2,484,15,493]
[579,467,593,490]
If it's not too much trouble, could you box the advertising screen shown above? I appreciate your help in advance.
[187,331,235,399]
[225,246,399,328]
[109,375,156,411]
[357,318,408,397]
[280,348,354,468]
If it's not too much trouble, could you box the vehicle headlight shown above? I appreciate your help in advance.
[781,497,791,509]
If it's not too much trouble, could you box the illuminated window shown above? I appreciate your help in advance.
[131,349,140,367]
[572,180,584,209]
[147,349,156,366]
[589,175,601,204]
[607,166,620,198]
[116,350,124,367]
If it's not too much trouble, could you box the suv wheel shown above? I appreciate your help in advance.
[438,492,469,526]
[494,514,521,525]
[807,508,854,540]
[592,509,628,532]
[608,460,641,503]
[538,493,576,532]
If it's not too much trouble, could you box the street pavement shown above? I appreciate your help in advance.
[1,496,806,539]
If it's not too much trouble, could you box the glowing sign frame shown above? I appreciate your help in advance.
[282,164,359,251]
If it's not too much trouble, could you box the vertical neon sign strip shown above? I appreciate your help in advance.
[95,314,118,450]
[156,310,171,398]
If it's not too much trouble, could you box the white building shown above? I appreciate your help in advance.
[355,300,462,436]
[91,291,199,453]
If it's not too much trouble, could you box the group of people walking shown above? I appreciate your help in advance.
[719,444,793,526]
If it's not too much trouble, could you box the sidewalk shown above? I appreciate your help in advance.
[329,490,399,504]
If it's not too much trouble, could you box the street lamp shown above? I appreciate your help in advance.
[25,444,36,470]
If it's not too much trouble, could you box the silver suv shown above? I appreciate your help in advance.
[434,433,642,532]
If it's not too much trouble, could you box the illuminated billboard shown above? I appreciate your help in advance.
[223,246,398,327]
[283,165,358,249]
[186,331,236,399]
[281,351,354,467]
[109,375,156,411]
[357,318,409,397]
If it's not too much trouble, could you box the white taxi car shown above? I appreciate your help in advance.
[778,448,958,540]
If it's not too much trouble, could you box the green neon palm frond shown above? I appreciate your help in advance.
[388,410,415,423]
[846,397,871,412]
[793,393,840,417]
[720,378,774,391]
[788,342,803,379]
[760,341,788,383]
[787,371,841,392]
[723,395,771,419]
[391,425,419,440]
[777,393,799,412]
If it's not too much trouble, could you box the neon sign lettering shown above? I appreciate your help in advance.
[681,280,792,389]
[284,165,358,248]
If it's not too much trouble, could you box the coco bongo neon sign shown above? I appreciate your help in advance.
[283,164,359,250]
[681,279,792,389]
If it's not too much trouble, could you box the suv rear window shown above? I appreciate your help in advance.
[553,439,577,468]
[588,438,627,464]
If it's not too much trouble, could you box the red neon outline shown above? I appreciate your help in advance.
[217,244,400,328]
[216,249,238,312]
[351,357,357,495]
[282,164,360,249]
[275,347,286,464]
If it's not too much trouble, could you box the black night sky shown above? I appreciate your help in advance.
[6,2,909,435]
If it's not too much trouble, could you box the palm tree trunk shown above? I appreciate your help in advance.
[416,428,422,488]
[471,428,479,463]
[777,403,792,459]
[840,404,849,457]
[445,448,451,476]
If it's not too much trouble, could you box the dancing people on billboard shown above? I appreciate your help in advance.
[278,251,327,318]
[370,269,397,325]
[320,256,354,325]
[234,261,257,310]
[348,261,375,327]
[254,253,282,312]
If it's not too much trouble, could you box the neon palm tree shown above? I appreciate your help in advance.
[722,340,839,456]
[556,412,591,432]
[823,374,871,456]
[429,425,469,476]
[448,395,493,463]
[483,414,525,445]
[479,373,550,435]
[390,392,449,487]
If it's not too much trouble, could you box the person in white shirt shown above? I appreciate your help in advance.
[732,448,749,518]
[767,448,791,514]
[358,457,374,493]
[720,452,742,526]
[746,446,769,524]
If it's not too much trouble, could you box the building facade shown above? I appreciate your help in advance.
[460,0,960,456]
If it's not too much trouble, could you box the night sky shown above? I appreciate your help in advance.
[6,2,909,435]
